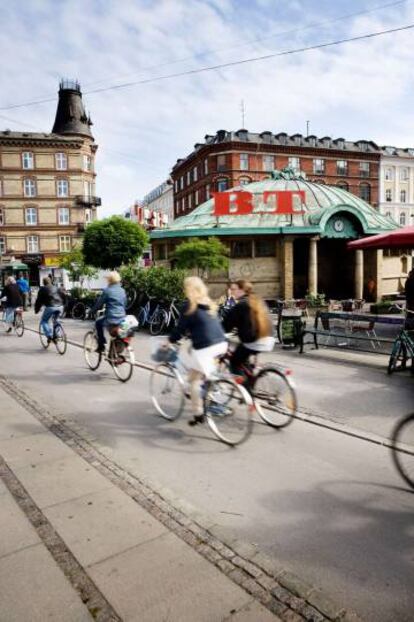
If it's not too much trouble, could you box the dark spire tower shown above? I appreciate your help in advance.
[52,79,93,138]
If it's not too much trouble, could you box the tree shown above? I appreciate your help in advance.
[173,237,229,277]
[82,216,149,269]
[58,246,98,286]
[120,265,185,303]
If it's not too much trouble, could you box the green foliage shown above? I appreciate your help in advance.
[172,237,229,277]
[305,292,327,307]
[120,265,185,303]
[370,300,401,314]
[82,216,149,269]
[70,287,100,302]
[58,246,98,285]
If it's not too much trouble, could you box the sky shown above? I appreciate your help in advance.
[1,0,414,217]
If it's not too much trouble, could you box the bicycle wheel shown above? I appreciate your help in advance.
[136,307,147,330]
[391,413,414,489]
[83,331,102,370]
[252,367,297,428]
[39,322,50,349]
[109,340,134,382]
[387,339,406,375]
[204,377,253,446]
[126,289,137,311]
[72,302,86,320]
[14,313,25,337]
[150,308,168,336]
[54,323,67,355]
[150,363,185,420]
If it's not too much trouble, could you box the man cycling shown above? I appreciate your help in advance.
[92,271,127,353]
[34,277,64,343]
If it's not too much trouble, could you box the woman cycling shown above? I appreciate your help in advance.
[223,279,274,374]
[168,276,227,425]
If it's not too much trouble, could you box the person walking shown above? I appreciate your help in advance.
[1,276,23,333]
[168,276,227,425]
[92,272,127,353]
[222,279,274,375]
[34,277,64,343]
[405,269,414,312]
[16,273,30,311]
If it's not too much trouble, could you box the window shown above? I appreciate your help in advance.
[217,178,228,192]
[84,181,93,199]
[25,207,37,225]
[386,189,392,202]
[174,180,178,193]
[337,181,349,191]
[83,155,92,171]
[180,176,184,190]
[231,240,252,258]
[186,171,191,186]
[400,190,407,203]
[336,160,348,175]
[188,193,193,209]
[204,158,208,175]
[0,207,3,225]
[85,209,92,224]
[26,235,39,253]
[400,167,409,181]
[59,235,71,252]
[313,159,325,174]
[57,179,69,197]
[59,207,70,225]
[0,236,5,254]
[56,153,67,170]
[22,152,34,169]
[360,183,371,202]
[385,211,392,218]
[255,239,275,257]
[384,167,393,181]
[400,212,407,226]
[154,245,166,260]
[193,166,198,182]
[195,190,199,205]
[239,177,250,186]
[360,161,370,177]
[358,141,369,151]
[288,157,300,171]
[308,137,316,147]
[0,179,2,196]
[240,154,249,170]
[205,184,211,199]
[263,155,274,172]
[217,155,226,171]
[336,139,345,149]
[23,178,36,197]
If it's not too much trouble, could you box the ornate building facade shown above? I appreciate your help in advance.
[0,80,99,284]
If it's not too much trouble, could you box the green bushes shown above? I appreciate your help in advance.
[120,265,185,303]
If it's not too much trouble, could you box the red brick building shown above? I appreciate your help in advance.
[171,130,380,219]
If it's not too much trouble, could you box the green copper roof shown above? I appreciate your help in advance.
[151,168,396,239]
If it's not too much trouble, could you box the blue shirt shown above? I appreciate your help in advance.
[17,278,30,294]
[93,284,126,324]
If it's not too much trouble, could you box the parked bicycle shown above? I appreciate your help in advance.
[149,298,181,335]
[387,309,414,375]
[390,412,414,489]
[83,321,135,382]
[71,299,98,321]
[1,307,24,337]
[219,347,297,429]
[136,297,165,335]
[39,310,67,355]
[150,344,253,446]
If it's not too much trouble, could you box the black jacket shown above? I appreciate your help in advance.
[1,284,23,308]
[405,274,414,311]
[169,302,226,350]
[223,295,271,343]
[35,285,63,313]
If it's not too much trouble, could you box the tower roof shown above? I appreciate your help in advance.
[52,79,93,139]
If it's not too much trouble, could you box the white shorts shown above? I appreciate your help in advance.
[187,341,228,378]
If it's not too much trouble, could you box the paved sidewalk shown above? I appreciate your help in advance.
[0,386,278,622]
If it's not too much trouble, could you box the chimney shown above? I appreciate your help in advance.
[52,79,93,138]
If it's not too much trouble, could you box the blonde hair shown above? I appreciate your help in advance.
[184,276,217,315]
[106,271,121,285]
[236,279,271,338]
[6,276,15,285]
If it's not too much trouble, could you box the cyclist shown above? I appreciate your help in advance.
[92,271,127,353]
[34,277,64,343]
[1,276,23,334]
[168,276,227,425]
[16,273,30,311]
[222,279,274,375]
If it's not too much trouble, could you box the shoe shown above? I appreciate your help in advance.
[188,414,205,426]
[6,327,12,334]
[95,346,105,353]
[47,337,52,344]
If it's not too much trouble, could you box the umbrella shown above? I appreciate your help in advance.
[347,226,414,250]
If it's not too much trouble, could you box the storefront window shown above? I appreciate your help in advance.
[231,240,252,258]
[255,239,275,257]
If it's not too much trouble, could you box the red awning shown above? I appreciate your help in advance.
[347,226,414,250]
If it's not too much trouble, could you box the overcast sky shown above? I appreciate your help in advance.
[1,0,414,216]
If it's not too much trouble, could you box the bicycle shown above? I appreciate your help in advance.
[387,309,414,375]
[136,297,166,335]
[83,323,135,382]
[39,310,67,355]
[390,412,414,489]
[1,307,24,337]
[149,298,181,335]
[150,345,253,446]
[71,299,97,321]
[219,347,297,429]
[125,288,138,311]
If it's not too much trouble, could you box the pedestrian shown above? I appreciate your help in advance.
[34,277,64,343]
[168,276,227,425]
[405,268,414,312]
[16,272,30,311]
[365,277,376,302]
[1,276,23,333]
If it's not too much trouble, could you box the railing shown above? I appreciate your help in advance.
[75,195,101,207]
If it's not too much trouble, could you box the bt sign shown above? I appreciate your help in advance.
[212,190,306,217]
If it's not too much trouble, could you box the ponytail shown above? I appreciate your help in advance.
[235,280,271,338]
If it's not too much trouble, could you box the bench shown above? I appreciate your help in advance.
[299,311,404,354]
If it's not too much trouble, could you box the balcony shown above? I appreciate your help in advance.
[75,195,101,207]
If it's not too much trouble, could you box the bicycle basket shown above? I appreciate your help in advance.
[152,346,178,363]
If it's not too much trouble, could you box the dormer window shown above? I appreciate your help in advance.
[336,139,345,149]
[237,129,248,141]
[308,136,317,147]
[358,141,369,151]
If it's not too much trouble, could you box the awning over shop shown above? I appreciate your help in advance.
[0,261,29,271]
[347,226,414,250]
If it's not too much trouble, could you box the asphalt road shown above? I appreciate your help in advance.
[1,317,413,621]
